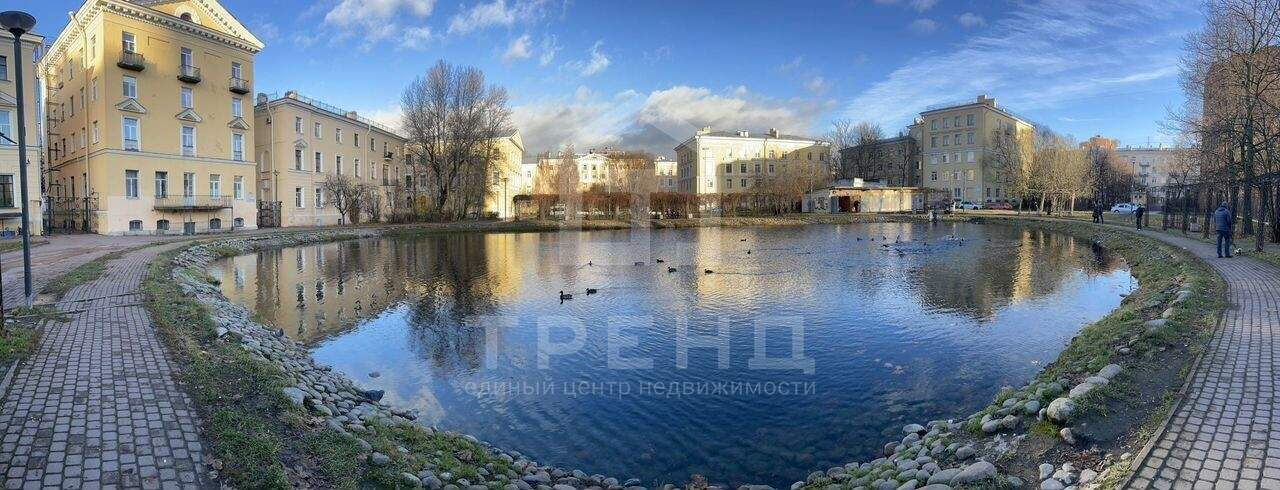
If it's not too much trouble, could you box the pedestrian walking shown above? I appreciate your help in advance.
[1134,204,1145,230]
[1214,202,1234,258]
[1092,204,1102,223]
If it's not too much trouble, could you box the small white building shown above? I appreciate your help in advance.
[803,179,944,213]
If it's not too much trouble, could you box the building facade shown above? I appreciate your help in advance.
[254,91,406,227]
[0,29,45,235]
[482,130,523,219]
[674,127,830,195]
[1115,145,1190,203]
[655,156,677,192]
[838,135,920,187]
[41,0,264,235]
[910,95,1034,203]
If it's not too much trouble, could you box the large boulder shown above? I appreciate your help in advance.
[1046,398,1076,423]
[949,462,996,485]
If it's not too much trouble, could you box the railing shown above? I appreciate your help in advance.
[154,195,232,210]
[178,64,201,83]
[228,77,250,94]
[117,51,145,71]
[256,91,403,137]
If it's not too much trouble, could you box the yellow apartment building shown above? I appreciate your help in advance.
[655,156,677,192]
[674,127,830,195]
[482,130,523,219]
[41,0,264,235]
[909,95,1035,204]
[254,91,407,227]
[0,29,44,235]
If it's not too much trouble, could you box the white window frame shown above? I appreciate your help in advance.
[0,110,11,146]
[125,170,139,199]
[122,76,137,98]
[122,32,136,53]
[294,117,303,134]
[181,125,196,156]
[233,176,244,200]
[181,87,194,109]
[180,47,194,67]
[232,133,245,161]
[314,151,323,173]
[210,174,222,197]
[231,97,243,118]
[295,187,304,208]
[314,122,322,138]
[314,187,323,208]
[231,61,243,80]
[122,117,141,151]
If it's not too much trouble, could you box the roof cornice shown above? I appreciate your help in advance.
[42,0,263,70]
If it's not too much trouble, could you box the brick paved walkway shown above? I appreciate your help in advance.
[0,243,210,489]
[1125,228,1280,489]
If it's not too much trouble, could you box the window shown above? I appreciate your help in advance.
[123,117,140,151]
[314,152,323,172]
[209,218,221,230]
[155,171,168,198]
[180,47,194,68]
[954,116,961,127]
[0,110,10,145]
[129,220,142,231]
[122,76,137,98]
[335,128,342,143]
[941,154,948,163]
[739,163,747,173]
[295,187,304,208]
[967,132,975,144]
[966,151,976,163]
[726,179,733,189]
[122,32,136,53]
[125,170,139,198]
[180,126,196,156]
[967,114,975,126]
[355,159,361,177]
[0,55,7,80]
[183,173,195,197]
[943,118,950,129]
[234,176,244,199]
[354,133,360,148]
[157,219,170,231]
[180,87,194,110]
[930,171,938,182]
[930,137,937,148]
[314,122,322,138]
[92,121,100,144]
[0,175,12,207]
[942,136,948,147]
[724,163,732,174]
[740,179,747,188]
[210,174,221,197]
[768,163,775,173]
[314,187,323,208]
[70,95,75,116]
[336,155,343,174]
[967,169,975,181]
[294,149,303,170]
[234,217,244,228]
[231,97,243,117]
[231,61,243,80]
[232,133,245,161]
[294,117,303,134]
[90,77,98,101]
[930,119,938,130]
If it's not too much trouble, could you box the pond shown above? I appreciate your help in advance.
[209,222,1133,487]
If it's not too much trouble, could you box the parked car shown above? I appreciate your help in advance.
[1110,203,1138,214]
[955,201,984,210]
[986,201,1014,210]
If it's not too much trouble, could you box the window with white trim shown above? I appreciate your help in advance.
[181,126,196,156]
[125,170,139,198]
[123,117,140,151]
[122,76,137,98]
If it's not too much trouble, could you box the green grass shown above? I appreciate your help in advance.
[0,325,39,364]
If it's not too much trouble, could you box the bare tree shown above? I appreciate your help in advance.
[321,174,368,225]
[833,122,886,180]
[401,60,512,221]
[555,145,582,220]
[984,127,1034,211]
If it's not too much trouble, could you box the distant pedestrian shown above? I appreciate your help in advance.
[1214,202,1235,258]
[1134,204,1145,230]
[1092,204,1102,223]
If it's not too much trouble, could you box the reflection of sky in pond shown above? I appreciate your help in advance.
[210,222,1133,487]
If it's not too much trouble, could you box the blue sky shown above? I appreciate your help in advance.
[28,0,1203,157]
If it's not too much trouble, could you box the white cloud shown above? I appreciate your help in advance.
[502,34,533,63]
[843,0,1195,129]
[805,76,830,95]
[958,12,986,28]
[910,0,937,12]
[361,104,405,132]
[400,26,434,49]
[565,40,610,76]
[909,18,938,34]
[321,0,436,49]
[538,35,561,66]
[512,85,830,157]
[447,0,551,35]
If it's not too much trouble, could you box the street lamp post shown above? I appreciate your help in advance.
[1,11,38,307]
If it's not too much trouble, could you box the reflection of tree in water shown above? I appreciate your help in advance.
[913,228,1125,320]
[400,234,502,376]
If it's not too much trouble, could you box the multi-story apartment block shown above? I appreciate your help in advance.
[1,28,44,234]
[838,134,920,187]
[1115,145,1192,203]
[535,148,617,192]
[254,91,406,227]
[910,95,1034,203]
[41,0,264,235]
[674,127,830,195]
[655,156,677,192]
[482,130,523,219]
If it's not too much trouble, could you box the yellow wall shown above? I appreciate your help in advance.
[675,130,830,194]
[0,31,44,234]
[41,0,263,234]
[916,97,1034,202]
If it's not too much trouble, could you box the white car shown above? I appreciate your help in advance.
[1110,203,1138,214]
[955,201,984,210]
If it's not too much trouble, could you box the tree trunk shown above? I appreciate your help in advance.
[1257,182,1268,252]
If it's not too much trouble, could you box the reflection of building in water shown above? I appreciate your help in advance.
[210,234,525,344]
[912,227,1123,319]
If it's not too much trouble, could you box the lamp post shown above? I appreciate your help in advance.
[1,11,37,307]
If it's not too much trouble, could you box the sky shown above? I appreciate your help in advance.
[27,0,1205,158]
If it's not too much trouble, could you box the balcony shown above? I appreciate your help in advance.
[384,151,394,160]
[154,195,232,211]
[117,51,145,71]
[177,65,202,83]
[228,77,250,94]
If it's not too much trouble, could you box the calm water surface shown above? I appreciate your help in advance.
[210,222,1132,487]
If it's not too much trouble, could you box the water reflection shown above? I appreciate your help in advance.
[209,223,1131,487]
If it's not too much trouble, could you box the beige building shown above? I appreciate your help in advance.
[655,156,677,192]
[521,150,678,195]
[0,29,44,235]
[41,0,264,235]
[482,130,523,219]
[254,91,406,227]
[674,127,830,195]
[910,95,1034,203]
[1115,145,1190,202]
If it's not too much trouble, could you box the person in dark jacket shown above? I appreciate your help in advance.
[1214,202,1234,258]
[1092,204,1102,223]
[1134,204,1145,230]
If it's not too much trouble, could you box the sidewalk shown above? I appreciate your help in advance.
[1122,228,1280,488]
[0,242,210,489]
